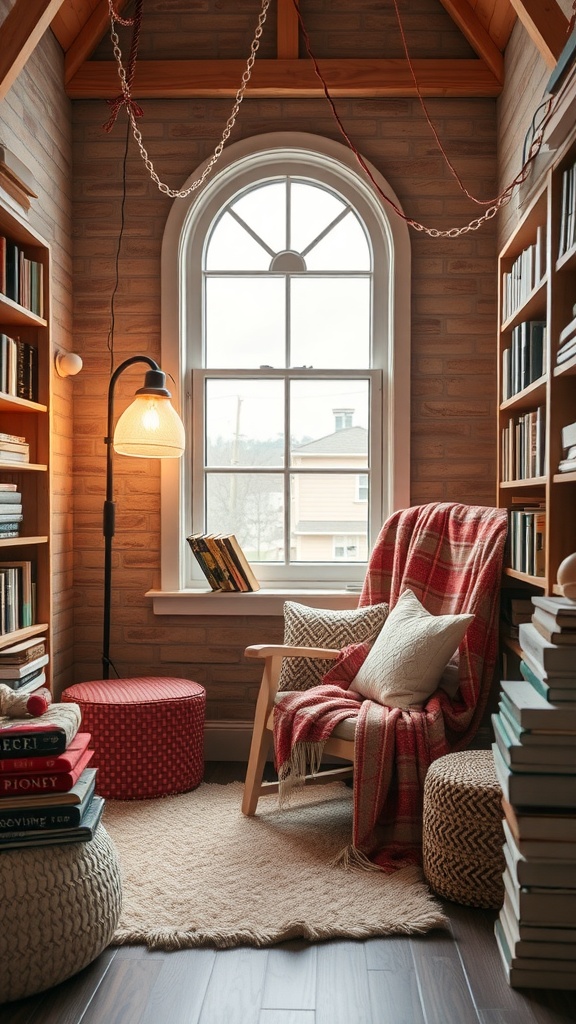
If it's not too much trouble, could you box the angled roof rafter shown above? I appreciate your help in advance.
[0,0,67,101]
[508,0,571,67]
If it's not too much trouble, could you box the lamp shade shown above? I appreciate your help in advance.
[113,394,185,458]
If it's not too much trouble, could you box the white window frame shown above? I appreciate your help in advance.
[151,133,410,615]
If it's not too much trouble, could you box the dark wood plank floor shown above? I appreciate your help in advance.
[1,763,575,1024]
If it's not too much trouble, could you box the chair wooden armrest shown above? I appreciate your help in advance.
[242,643,344,815]
[245,644,341,660]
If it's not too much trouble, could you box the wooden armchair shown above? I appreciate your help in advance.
[241,644,354,815]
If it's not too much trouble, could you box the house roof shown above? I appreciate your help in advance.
[0,2,572,104]
[294,426,368,456]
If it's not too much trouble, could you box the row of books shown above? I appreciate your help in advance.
[558,157,576,259]
[558,419,576,475]
[0,702,103,850]
[0,335,37,402]
[0,235,44,317]
[492,595,576,989]
[500,406,544,482]
[501,320,546,401]
[0,560,35,635]
[187,533,260,592]
[0,635,48,692]
[556,308,576,367]
[501,227,545,324]
[506,506,545,579]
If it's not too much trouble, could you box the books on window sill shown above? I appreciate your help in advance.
[187,533,260,592]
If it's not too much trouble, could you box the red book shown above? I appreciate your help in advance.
[0,732,91,774]
[0,747,94,795]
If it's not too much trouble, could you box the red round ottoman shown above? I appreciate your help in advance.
[61,677,205,800]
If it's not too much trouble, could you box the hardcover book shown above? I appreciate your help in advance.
[503,818,576,888]
[0,765,96,809]
[0,702,81,757]
[0,637,46,666]
[500,887,576,946]
[500,679,576,730]
[530,595,576,627]
[519,659,576,703]
[519,621,576,672]
[502,856,576,927]
[0,794,104,850]
[492,742,576,808]
[494,917,576,988]
[502,798,576,844]
[0,731,91,773]
[0,768,96,830]
[0,653,49,680]
[492,713,576,769]
[0,746,93,794]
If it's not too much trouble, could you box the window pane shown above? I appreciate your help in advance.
[205,379,284,467]
[205,278,286,367]
[206,472,284,561]
[205,212,271,270]
[290,181,346,252]
[290,279,370,368]
[290,473,368,563]
[305,213,370,271]
[290,379,369,467]
[231,182,286,254]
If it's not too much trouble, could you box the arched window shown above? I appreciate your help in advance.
[158,133,410,602]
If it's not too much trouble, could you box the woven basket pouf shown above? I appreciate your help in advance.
[61,677,205,800]
[422,749,505,909]
[0,825,122,1003]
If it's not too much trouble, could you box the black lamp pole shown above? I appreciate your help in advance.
[102,356,174,679]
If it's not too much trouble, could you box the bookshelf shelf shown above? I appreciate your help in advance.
[497,122,576,600]
[0,195,52,690]
[0,622,49,651]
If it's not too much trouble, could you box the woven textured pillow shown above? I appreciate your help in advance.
[277,601,389,692]
[349,588,473,710]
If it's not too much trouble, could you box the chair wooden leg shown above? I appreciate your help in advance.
[241,721,272,815]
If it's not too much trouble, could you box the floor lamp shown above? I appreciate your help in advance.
[103,356,185,679]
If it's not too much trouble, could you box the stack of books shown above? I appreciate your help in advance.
[491,595,576,989]
[0,481,23,538]
[0,636,48,692]
[0,430,29,463]
[187,533,260,592]
[0,703,104,850]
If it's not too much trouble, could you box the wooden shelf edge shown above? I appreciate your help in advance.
[553,471,576,482]
[0,535,48,547]
[0,463,47,472]
[0,623,48,650]
[499,477,546,488]
[503,568,545,587]
[0,393,47,413]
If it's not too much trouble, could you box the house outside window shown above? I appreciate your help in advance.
[158,133,410,602]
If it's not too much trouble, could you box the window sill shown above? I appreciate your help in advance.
[146,588,361,616]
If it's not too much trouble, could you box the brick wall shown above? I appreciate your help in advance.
[71,0,502,729]
[0,0,74,697]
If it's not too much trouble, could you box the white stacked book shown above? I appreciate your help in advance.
[491,596,576,988]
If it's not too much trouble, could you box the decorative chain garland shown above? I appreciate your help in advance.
[105,0,270,199]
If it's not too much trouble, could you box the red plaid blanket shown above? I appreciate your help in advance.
[274,502,508,872]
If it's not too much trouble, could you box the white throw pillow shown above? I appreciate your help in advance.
[349,588,473,710]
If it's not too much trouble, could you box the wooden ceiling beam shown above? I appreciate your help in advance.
[507,0,571,68]
[277,0,299,60]
[437,0,505,82]
[63,0,129,83]
[0,0,67,100]
[65,58,503,99]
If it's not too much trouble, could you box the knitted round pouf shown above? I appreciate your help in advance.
[0,825,122,1003]
[61,677,205,800]
[422,749,505,909]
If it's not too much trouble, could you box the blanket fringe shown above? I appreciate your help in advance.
[278,741,326,807]
[331,844,384,872]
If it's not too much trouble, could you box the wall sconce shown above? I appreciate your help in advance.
[55,351,83,377]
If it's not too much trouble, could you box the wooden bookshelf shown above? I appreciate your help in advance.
[497,125,576,610]
[0,197,52,690]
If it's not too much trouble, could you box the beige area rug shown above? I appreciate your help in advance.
[103,781,448,950]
